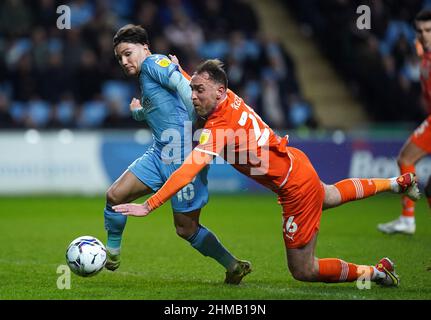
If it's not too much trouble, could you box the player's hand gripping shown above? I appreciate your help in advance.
[168,54,179,65]
[129,98,142,111]
[113,201,151,217]
[169,54,185,72]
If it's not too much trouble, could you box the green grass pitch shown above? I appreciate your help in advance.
[1,194,430,300]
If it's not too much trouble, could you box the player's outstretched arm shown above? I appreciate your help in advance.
[113,150,213,217]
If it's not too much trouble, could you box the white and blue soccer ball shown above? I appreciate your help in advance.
[65,236,107,277]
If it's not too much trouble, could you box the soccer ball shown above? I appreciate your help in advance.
[65,236,107,277]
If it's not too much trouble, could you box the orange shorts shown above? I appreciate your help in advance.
[277,147,324,249]
[410,115,431,153]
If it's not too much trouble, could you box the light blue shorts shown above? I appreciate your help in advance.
[128,147,209,213]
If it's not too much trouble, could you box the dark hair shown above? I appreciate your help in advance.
[415,9,431,24]
[113,24,150,48]
[195,59,228,88]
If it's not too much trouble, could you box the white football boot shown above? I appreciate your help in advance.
[377,216,416,235]
[377,173,419,235]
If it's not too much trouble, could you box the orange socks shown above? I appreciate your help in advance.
[334,168,417,216]
[318,258,373,283]
[399,164,416,217]
[334,178,391,203]
[334,179,375,203]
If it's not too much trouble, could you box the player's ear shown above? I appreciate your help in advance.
[142,43,150,53]
[217,85,225,98]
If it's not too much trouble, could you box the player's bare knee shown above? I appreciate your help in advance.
[106,186,123,205]
[288,263,315,282]
[175,227,188,239]
[175,225,196,239]
[397,154,412,167]
[323,184,340,209]
[174,219,198,239]
[174,212,200,239]
[289,266,314,282]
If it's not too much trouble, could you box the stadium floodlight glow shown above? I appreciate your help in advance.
[25,129,41,144]
[58,129,74,144]
[332,130,346,145]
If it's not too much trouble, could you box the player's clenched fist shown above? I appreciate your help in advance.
[129,97,142,111]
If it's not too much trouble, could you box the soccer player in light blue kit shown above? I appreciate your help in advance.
[106,24,251,284]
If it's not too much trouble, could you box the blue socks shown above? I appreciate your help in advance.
[104,203,127,250]
[104,204,237,271]
[187,225,237,271]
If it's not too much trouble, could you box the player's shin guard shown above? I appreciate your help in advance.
[425,176,431,209]
[104,203,127,249]
[317,258,373,283]
[399,164,416,217]
[187,225,237,271]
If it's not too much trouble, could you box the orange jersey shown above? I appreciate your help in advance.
[420,52,431,114]
[195,90,291,192]
[146,89,324,248]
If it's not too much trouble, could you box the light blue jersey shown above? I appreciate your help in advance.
[128,54,208,212]
[137,55,190,153]
[105,54,237,272]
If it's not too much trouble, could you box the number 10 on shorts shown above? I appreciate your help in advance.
[177,183,195,202]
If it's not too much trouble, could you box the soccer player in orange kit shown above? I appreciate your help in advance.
[378,9,431,235]
[113,59,420,286]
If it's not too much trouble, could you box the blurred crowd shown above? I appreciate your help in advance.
[285,0,431,124]
[0,0,316,130]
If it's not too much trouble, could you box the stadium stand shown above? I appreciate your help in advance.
[284,0,431,124]
[0,0,315,130]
